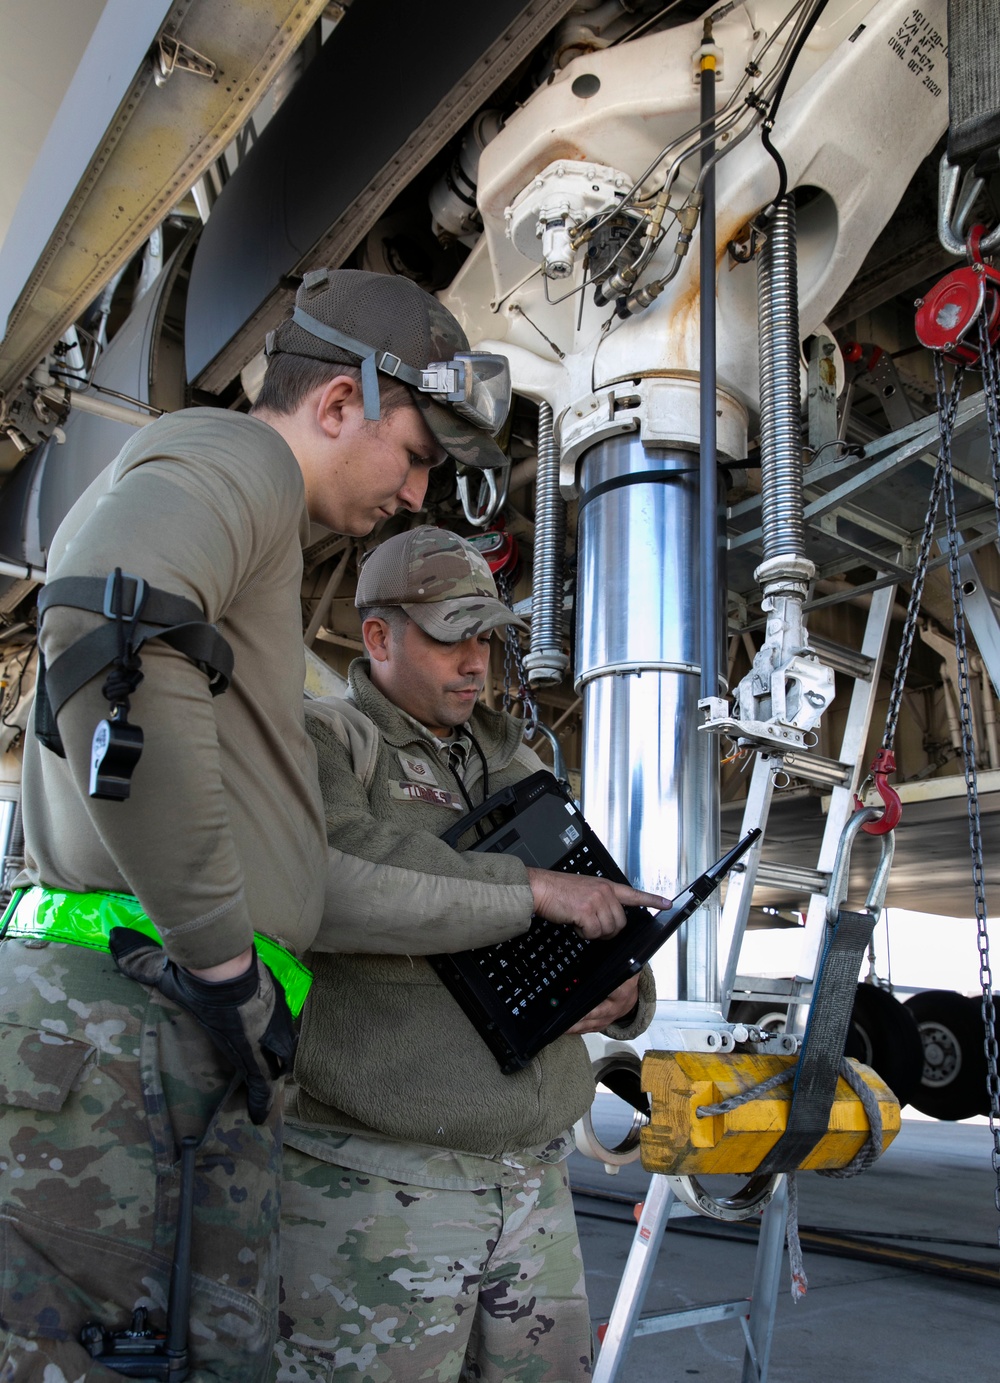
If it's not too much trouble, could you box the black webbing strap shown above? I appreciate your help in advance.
[756,906,879,1175]
[36,575,234,725]
[946,0,1000,169]
[39,576,218,637]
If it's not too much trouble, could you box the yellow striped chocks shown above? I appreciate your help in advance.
[640,1051,901,1175]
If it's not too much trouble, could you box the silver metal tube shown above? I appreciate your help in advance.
[0,559,44,582]
[576,436,721,1002]
[525,402,569,686]
[757,197,805,560]
[740,1176,789,1383]
[41,388,158,430]
[699,42,718,701]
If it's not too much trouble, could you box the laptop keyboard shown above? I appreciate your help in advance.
[469,842,608,1021]
[435,771,759,1072]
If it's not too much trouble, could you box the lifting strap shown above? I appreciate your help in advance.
[756,910,877,1175]
[757,810,893,1176]
[34,574,234,757]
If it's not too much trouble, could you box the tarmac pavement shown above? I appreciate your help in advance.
[571,1109,1000,1381]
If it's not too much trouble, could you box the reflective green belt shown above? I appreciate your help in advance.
[0,886,312,1018]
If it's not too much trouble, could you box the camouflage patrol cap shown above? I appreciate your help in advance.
[267,268,507,470]
[356,526,528,643]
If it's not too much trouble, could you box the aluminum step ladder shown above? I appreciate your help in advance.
[592,582,897,1383]
[591,1175,790,1383]
[721,582,899,1023]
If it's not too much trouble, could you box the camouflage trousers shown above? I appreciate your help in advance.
[272,1147,593,1383]
[0,940,283,1383]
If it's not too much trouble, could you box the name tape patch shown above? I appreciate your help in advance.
[389,780,464,810]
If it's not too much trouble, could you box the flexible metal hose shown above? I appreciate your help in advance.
[526,401,568,685]
[757,196,805,560]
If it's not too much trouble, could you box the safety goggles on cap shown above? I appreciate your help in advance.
[275,308,511,436]
[418,354,511,435]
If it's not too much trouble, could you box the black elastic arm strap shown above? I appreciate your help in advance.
[38,577,234,724]
[39,576,208,631]
[756,905,878,1175]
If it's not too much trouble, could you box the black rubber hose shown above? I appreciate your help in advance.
[758,0,832,220]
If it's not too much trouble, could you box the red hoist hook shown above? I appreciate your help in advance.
[853,747,902,835]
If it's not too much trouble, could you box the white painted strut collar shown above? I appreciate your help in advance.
[558,374,749,496]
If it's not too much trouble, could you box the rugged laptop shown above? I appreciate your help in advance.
[430,770,760,1073]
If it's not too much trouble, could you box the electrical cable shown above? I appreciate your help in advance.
[806,439,864,464]
[675,0,816,209]
[754,0,831,220]
[553,1,820,321]
[634,0,811,199]
[584,5,805,243]
[442,728,490,824]
[582,0,818,306]
[46,376,163,417]
[47,366,90,386]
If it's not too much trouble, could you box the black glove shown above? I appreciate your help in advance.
[108,926,297,1125]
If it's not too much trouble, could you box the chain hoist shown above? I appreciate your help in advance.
[855,367,965,832]
[914,223,1000,1244]
[857,226,1000,836]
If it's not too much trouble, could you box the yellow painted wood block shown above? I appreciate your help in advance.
[640,1050,901,1175]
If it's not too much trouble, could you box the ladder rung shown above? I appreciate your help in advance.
[732,976,813,1002]
[755,860,829,893]
[807,634,876,681]
[630,1300,751,1337]
[781,750,852,788]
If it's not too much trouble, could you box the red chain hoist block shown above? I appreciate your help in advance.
[468,524,519,578]
[914,225,1000,366]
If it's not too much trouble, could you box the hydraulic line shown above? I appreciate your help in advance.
[693,105,765,195]
[599,0,819,312]
[757,196,806,562]
[699,28,719,701]
[525,401,569,687]
[586,0,814,245]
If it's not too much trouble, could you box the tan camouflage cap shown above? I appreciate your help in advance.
[356,526,529,643]
[266,268,507,470]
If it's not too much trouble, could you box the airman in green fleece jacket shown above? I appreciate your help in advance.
[274,526,665,1383]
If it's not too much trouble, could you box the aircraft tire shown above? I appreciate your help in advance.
[727,1000,790,1034]
[903,989,990,1121]
[844,984,923,1110]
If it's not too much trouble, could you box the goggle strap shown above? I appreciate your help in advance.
[290,307,425,420]
[360,352,382,422]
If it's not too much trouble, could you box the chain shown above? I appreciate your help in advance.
[496,569,538,735]
[935,347,1000,1244]
[980,304,1000,532]
[978,314,1000,1168]
[880,366,966,752]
